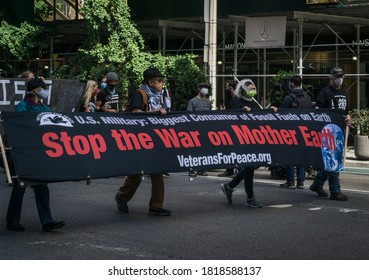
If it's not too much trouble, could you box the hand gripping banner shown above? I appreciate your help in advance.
[0,109,345,184]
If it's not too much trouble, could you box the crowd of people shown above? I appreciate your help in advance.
[3,66,351,232]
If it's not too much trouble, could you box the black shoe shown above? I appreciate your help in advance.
[197,171,208,176]
[247,197,263,208]
[296,181,305,189]
[279,181,296,189]
[309,184,328,198]
[148,208,171,216]
[6,223,25,232]
[42,221,65,232]
[163,172,170,178]
[220,183,233,204]
[330,192,349,201]
[115,194,129,213]
[217,171,233,177]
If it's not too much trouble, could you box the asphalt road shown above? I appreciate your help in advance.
[0,168,368,260]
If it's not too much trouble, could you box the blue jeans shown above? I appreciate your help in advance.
[285,166,305,183]
[312,170,341,194]
[6,180,54,226]
[228,167,255,198]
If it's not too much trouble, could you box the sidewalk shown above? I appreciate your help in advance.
[344,146,369,169]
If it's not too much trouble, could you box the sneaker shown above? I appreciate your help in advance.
[115,194,129,213]
[6,223,25,232]
[163,172,170,178]
[296,181,305,189]
[220,183,233,204]
[197,171,208,176]
[148,208,171,216]
[330,192,349,201]
[247,197,263,208]
[42,221,65,232]
[279,181,296,189]
[217,171,233,177]
[309,184,328,198]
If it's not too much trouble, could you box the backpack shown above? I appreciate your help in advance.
[124,89,148,112]
[289,92,312,108]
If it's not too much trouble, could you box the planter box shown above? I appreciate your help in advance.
[354,135,369,160]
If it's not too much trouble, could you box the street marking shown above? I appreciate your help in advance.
[268,204,293,208]
[339,208,359,213]
[308,207,323,211]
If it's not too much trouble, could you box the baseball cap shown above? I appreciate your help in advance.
[26,78,46,92]
[330,67,345,77]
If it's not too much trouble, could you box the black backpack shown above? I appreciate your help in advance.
[289,92,312,108]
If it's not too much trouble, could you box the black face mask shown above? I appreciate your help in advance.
[225,89,232,97]
[108,84,116,90]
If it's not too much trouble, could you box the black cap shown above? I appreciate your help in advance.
[106,72,118,82]
[330,67,345,77]
[197,82,211,88]
[26,78,46,92]
[143,67,164,82]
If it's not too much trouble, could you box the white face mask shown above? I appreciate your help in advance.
[335,78,343,87]
[38,89,49,100]
[200,87,209,95]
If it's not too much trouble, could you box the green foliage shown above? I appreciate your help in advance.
[34,0,53,19]
[0,21,40,60]
[267,70,293,107]
[55,0,206,111]
[166,54,207,111]
[349,108,369,136]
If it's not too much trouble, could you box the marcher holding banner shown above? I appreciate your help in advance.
[6,78,65,232]
[279,75,311,189]
[115,67,172,216]
[221,79,266,208]
[309,67,351,201]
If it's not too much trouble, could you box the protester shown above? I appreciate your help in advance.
[100,76,107,90]
[79,80,99,112]
[6,78,65,232]
[220,79,276,208]
[279,75,311,189]
[96,72,120,112]
[187,82,212,176]
[115,67,171,216]
[217,80,238,178]
[18,70,35,80]
[309,67,351,201]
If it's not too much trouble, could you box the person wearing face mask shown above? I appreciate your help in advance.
[96,72,121,112]
[114,67,172,216]
[5,78,65,232]
[220,79,265,208]
[309,67,351,201]
[218,80,238,177]
[187,82,212,112]
[187,82,212,176]
[279,75,312,189]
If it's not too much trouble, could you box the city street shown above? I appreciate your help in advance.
[0,167,368,260]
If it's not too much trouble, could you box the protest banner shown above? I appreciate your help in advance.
[1,109,345,185]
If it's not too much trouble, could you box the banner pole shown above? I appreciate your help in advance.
[0,134,12,185]
[343,125,349,167]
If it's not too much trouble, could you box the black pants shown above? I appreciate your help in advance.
[227,167,255,198]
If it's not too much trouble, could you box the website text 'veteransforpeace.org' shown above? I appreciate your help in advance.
[177,152,272,167]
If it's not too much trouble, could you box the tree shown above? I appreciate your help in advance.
[55,0,207,111]
[0,21,39,62]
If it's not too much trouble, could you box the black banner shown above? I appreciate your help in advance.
[1,109,345,183]
[0,78,86,112]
